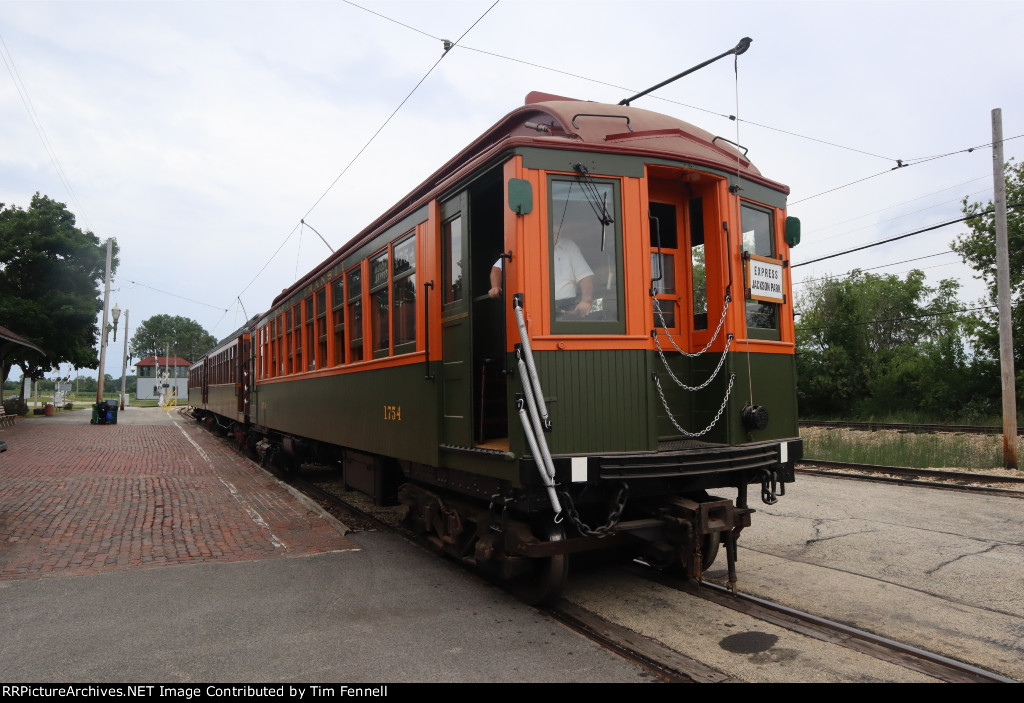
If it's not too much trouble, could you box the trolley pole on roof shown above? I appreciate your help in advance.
[991,108,1018,470]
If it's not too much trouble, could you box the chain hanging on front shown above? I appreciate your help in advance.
[558,483,629,537]
[652,294,730,358]
[656,332,733,392]
[654,372,736,438]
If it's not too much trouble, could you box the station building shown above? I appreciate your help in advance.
[135,355,191,402]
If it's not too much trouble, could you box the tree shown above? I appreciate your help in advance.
[951,158,1024,398]
[795,269,990,419]
[131,315,216,362]
[0,194,118,386]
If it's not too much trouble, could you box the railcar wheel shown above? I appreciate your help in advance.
[701,531,721,571]
[509,522,568,606]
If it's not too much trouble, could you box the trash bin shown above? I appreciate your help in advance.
[44,402,55,416]
[104,399,118,425]
[91,401,117,425]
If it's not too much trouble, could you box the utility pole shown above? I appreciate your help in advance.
[119,309,129,411]
[991,108,1018,470]
[96,239,112,406]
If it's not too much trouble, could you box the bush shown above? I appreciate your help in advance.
[3,398,28,417]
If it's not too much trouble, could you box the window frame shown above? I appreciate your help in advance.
[740,201,781,340]
[547,174,626,336]
[391,231,417,354]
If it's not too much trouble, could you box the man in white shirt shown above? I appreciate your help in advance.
[489,238,594,318]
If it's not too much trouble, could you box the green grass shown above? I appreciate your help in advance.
[801,426,1022,471]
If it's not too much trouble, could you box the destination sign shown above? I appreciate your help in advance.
[745,254,784,303]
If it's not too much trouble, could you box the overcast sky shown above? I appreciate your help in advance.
[2,0,1022,378]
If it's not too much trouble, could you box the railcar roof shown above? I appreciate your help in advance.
[272,92,789,309]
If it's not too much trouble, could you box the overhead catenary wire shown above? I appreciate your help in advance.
[793,251,959,287]
[340,0,901,164]
[0,30,93,232]
[792,203,1022,268]
[216,1,500,332]
[300,0,500,223]
[790,136,1024,206]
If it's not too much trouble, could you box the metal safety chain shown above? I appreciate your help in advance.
[655,332,734,392]
[654,372,737,438]
[558,483,629,537]
[652,294,730,358]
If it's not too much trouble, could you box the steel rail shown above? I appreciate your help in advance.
[800,420,1024,436]
[797,460,1024,498]
[275,460,715,682]
[626,563,1017,683]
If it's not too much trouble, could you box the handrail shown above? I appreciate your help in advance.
[423,280,434,380]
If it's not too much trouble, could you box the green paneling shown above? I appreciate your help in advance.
[530,349,650,453]
[724,350,800,441]
[206,384,240,421]
[254,363,440,467]
[517,147,646,178]
[515,148,788,209]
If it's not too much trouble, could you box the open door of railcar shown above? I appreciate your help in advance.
[439,169,509,450]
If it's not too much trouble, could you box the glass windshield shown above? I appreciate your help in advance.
[550,179,621,329]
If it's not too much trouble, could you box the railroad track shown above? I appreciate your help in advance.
[196,419,1020,682]
[797,460,1024,497]
[277,467,708,681]
[286,461,1020,683]
[623,563,1017,683]
[800,420,1024,435]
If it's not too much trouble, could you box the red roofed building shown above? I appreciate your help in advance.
[135,355,191,401]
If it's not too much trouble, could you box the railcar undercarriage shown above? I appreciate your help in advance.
[398,477,760,605]
[191,408,791,606]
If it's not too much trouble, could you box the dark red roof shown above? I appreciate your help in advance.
[273,92,790,307]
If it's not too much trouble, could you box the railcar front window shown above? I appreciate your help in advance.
[741,204,779,332]
[549,178,623,334]
[649,201,678,330]
[690,198,708,330]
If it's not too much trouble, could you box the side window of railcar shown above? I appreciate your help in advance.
[293,304,303,372]
[649,201,679,330]
[740,203,779,336]
[370,251,390,359]
[275,315,283,376]
[392,233,416,353]
[347,266,363,362]
[442,216,463,305]
[284,309,293,374]
[331,278,344,366]
[316,287,327,369]
[548,177,624,334]
[305,296,315,371]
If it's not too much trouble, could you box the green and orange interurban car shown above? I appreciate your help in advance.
[189,91,802,603]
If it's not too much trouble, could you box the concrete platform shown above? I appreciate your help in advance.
[0,407,653,683]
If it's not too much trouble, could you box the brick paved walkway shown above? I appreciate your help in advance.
[0,410,356,579]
